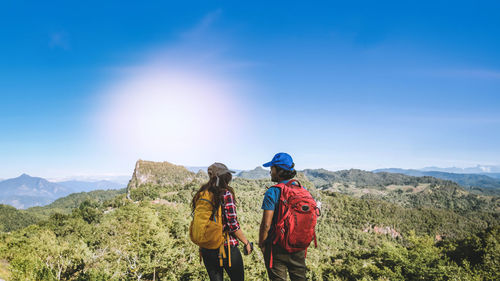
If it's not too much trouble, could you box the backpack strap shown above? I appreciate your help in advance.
[270,246,274,268]
[218,203,232,268]
[227,233,231,267]
[285,179,302,188]
[218,234,232,267]
[271,179,301,189]
[219,244,224,267]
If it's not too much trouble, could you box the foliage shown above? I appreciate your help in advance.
[0,205,43,233]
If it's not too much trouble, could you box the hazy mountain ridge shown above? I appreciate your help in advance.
[0,174,70,197]
[374,168,500,194]
[0,174,71,209]
[421,164,500,173]
[302,168,453,189]
[0,174,125,209]
[302,168,499,214]
[57,180,125,193]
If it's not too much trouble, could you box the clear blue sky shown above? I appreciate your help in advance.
[1,1,499,179]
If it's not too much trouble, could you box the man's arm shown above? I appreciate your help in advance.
[259,210,274,249]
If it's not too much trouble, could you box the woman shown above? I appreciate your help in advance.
[191,162,253,281]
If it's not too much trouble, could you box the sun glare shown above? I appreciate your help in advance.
[95,61,247,163]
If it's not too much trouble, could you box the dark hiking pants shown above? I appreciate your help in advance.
[201,245,244,281]
[263,243,307,281]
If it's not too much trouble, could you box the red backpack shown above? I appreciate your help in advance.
[270,179,320,268]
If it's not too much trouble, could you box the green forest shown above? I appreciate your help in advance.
[0,164,499,280]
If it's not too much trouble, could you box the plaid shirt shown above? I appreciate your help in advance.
[222,190,240,247]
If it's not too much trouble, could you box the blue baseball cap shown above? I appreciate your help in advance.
[263,152,295,171]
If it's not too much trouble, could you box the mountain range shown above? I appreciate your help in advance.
[420,164,500,173]
[236,166,500,195]
[0,174,125,209]
[3,163,500,210]
[374,168,500,194]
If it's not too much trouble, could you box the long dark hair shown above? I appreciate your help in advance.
[191,173,236,215]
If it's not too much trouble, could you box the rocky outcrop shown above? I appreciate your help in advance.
[237,166,269,180]
[126,160,198,199]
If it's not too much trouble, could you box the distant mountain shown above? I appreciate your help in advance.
[420,165,500,173]
[372,168,426,177]
[0,174,126,209]
[57,180,125,192]
[0,174,72,209]
[237,166,269,179]
[374,168,500,193]
[51,175,131,185]
[481,173,500,179]
[0,196,54,210]
[0,174,70,197]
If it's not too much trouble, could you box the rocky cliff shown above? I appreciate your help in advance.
[126,160,206,199]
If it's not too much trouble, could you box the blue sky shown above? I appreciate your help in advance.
[1,1,499,179]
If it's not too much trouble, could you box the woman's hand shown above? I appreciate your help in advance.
[245,242,253,255]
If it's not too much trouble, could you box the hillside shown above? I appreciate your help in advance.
[374,168,500,194]
[303,169,499,214]
[0,161,498,280]
[303,169,451,188]
[26,189,127,218]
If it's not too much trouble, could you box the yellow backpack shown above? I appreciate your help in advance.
[189,190,231,266]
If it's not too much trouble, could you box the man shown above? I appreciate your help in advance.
[259,152,307,281]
